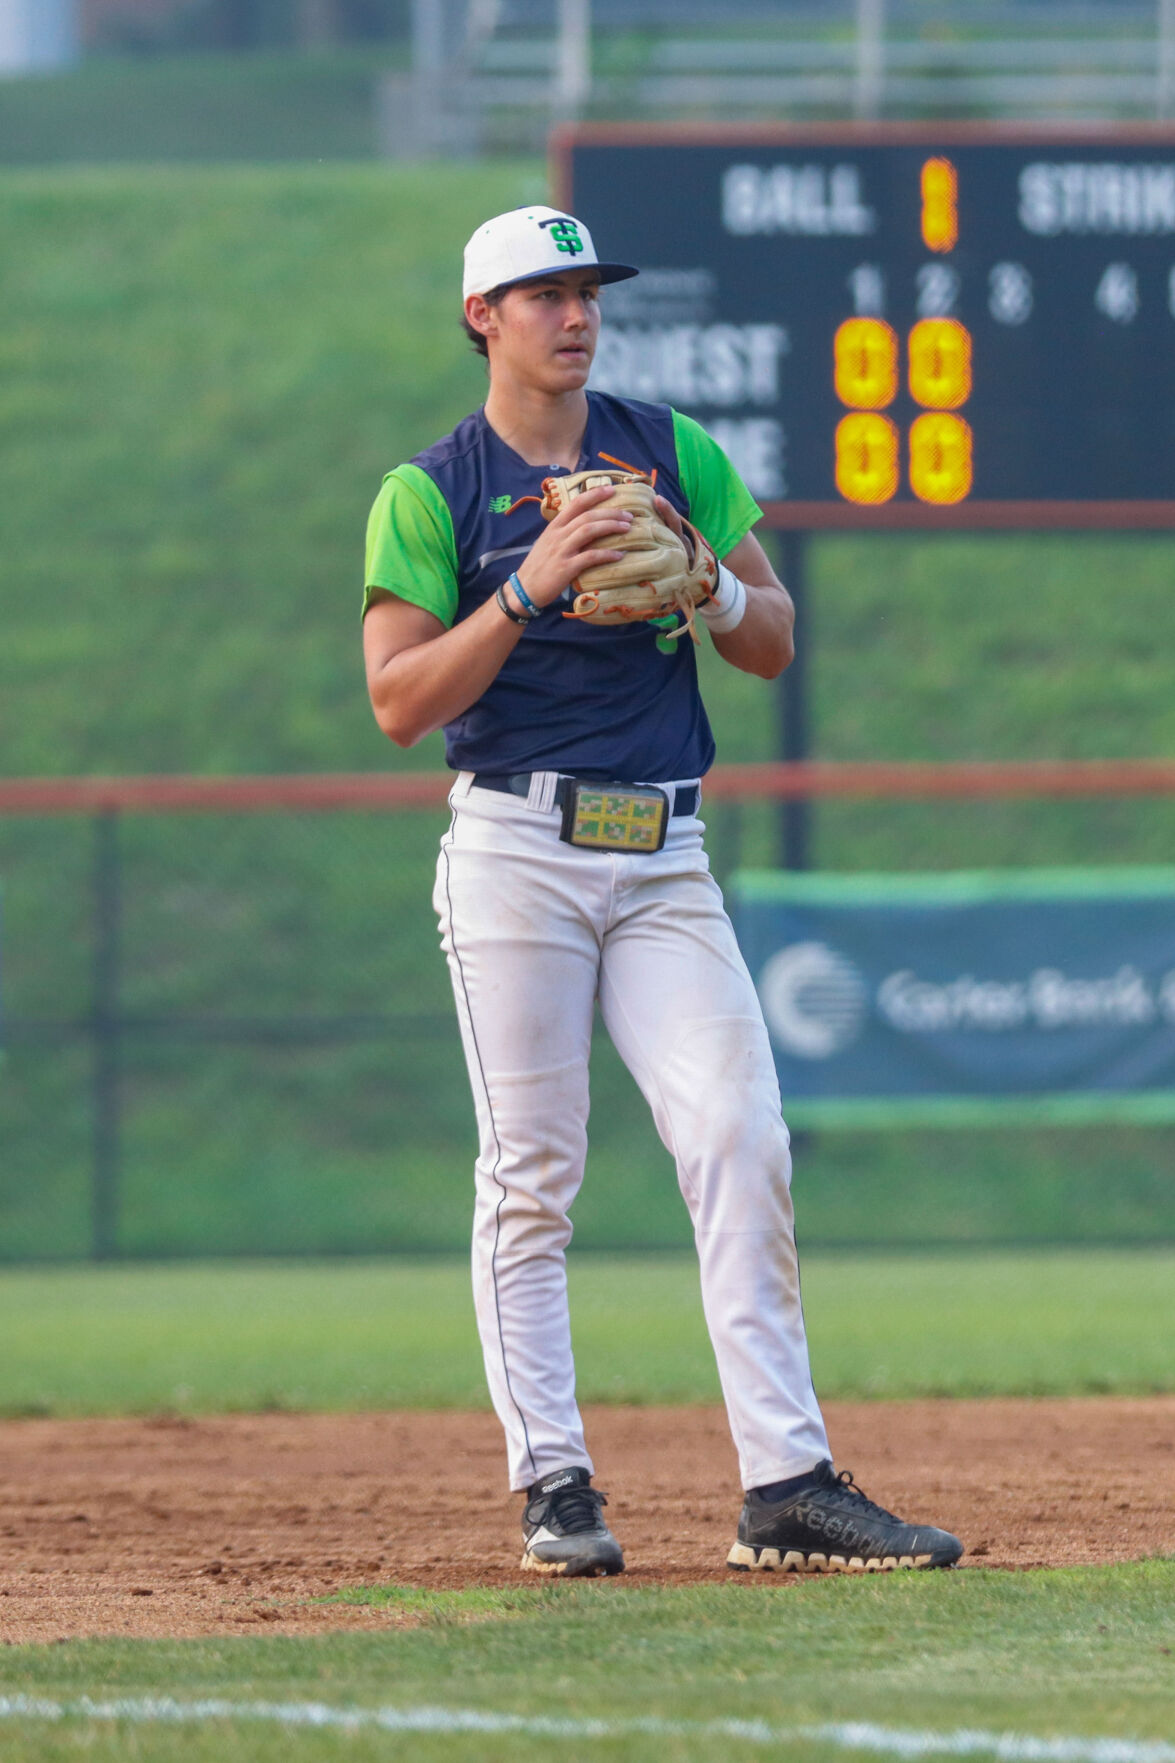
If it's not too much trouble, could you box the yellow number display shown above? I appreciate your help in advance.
[909,412,972,504]
[921,157,958,253]
[833,318,898,409]
[908,318,972,409]
[835,413,899,505]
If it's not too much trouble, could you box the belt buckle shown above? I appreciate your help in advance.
[559,781,670,854]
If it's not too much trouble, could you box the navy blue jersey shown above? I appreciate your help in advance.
[364,392,760,782]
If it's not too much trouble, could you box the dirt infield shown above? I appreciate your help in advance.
[0,1397,1171,1644]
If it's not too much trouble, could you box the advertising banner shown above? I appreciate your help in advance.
[731,868,1175,1126]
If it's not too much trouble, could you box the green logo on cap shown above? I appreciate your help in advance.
[540,217,584,257]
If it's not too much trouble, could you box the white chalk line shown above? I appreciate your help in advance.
[0,1698,1170,1760]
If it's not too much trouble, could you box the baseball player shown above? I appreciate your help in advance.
[362,206,963,1579]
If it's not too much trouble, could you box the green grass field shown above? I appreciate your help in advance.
[0,1249,1171,1416]
[0,1251,1171,1759]
[0,1564,1172,1760]
[0,131,1172,1761]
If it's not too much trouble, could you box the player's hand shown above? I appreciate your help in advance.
[653,494,686,545]
[655,492,714,574]
[513,483,633,609]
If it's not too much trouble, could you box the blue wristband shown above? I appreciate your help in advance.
[507,571,540,618]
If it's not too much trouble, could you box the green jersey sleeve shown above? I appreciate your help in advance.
[363,463,459,627]
[671,410,763,559]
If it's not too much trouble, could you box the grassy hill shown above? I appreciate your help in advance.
[1,162,1174,1258]
[0,51,407,166]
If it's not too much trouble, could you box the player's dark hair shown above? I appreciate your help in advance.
[462,284,508,359]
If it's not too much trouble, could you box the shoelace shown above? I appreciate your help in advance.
[525,1483,608,1535]
[829,1469,899,1523]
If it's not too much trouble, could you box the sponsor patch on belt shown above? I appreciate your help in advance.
[559,782,670,853]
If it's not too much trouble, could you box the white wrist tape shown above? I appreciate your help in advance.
[699,563,748,634]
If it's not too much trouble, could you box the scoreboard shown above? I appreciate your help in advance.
[555,124,1175,528]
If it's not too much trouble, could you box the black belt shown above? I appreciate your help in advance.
[472,773,700,818]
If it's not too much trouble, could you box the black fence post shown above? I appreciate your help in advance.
[91,809,122,1261]
[778,529,809,871]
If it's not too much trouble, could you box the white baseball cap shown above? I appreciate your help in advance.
[462,205,638,300]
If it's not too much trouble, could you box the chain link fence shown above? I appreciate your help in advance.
[4,766,1175,1261]
[0,779,758,1261]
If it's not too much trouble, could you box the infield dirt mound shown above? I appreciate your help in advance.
[1,1396,1171,1644]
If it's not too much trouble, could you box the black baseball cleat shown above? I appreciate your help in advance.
[520,1466,626,1578]
[727,1459,964,1574]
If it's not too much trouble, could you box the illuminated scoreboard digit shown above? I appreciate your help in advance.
[557,125,1175,527]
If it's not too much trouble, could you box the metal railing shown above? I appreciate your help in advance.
[382,0,1175,156]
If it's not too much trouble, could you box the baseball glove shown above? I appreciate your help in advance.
[539,469,718,642]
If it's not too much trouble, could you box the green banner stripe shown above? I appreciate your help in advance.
[732,866,1175,906]
[784,1091,1175,1129]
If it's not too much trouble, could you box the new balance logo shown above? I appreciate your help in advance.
[488,495,512,513]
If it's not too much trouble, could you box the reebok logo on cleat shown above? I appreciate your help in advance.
[792,1504,869,1549]
[726,1460,963,1575]
[520,1467,625,1579]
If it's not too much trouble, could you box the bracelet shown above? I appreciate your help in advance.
[506,571,540,618]
[495,581,533,626]
[699,563,749,634]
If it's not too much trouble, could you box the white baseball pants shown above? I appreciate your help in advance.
[433,773,830,1493]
